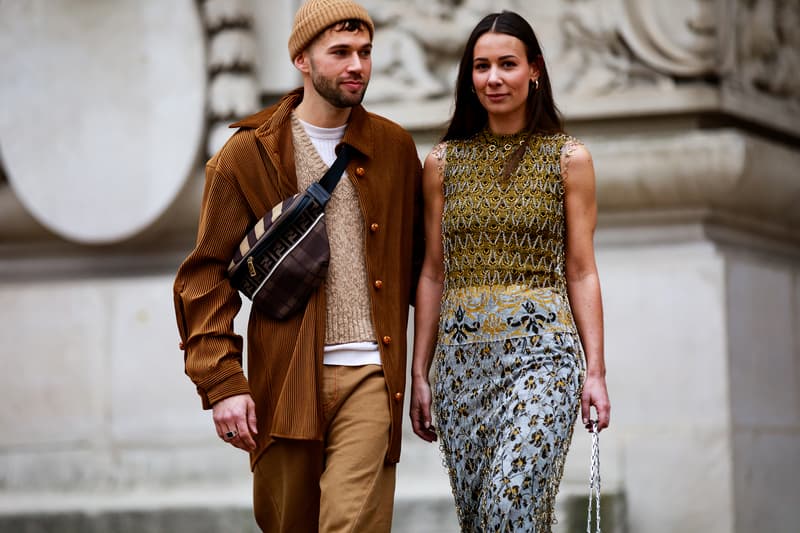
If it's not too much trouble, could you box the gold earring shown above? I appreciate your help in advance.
[533,79,539,90]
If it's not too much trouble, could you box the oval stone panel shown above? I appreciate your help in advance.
[0,0,205,244]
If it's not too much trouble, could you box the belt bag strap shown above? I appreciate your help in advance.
[318,143,353,201]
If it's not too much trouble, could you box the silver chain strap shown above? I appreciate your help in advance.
[586,420,601,533]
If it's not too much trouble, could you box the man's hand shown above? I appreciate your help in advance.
[212,394,258,452]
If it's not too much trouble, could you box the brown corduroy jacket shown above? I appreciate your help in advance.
[173,89,423,467]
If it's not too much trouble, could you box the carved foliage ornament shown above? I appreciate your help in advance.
[558,0,800,102]
[735,0,800,100]
[557,0,718,95]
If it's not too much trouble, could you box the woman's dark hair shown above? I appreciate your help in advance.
[442,11,563,141]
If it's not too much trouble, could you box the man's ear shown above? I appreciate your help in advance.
[294,51,310,74]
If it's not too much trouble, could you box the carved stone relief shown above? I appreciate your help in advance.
[734,0,800,101]
[367,0,800,112]
[557,0,800,106]
[557,0,719,95]
[365,0,726,103]
[363,0,731,109]
[201,0,261,156]
[365,0,502,104]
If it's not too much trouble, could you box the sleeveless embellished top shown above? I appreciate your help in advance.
[440,129,574,294]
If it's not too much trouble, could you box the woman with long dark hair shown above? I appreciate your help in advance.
[410,11,610,532]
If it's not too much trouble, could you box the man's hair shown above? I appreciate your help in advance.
[330,18,372,35]
[307,18,373,51]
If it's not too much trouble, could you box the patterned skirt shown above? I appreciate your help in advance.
[432,285,585,533]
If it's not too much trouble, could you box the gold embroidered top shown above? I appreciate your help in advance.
[440,129,575,292]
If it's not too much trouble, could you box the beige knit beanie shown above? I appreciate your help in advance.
[288,0,374,60]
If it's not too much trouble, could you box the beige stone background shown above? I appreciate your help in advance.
[1,1,799,532]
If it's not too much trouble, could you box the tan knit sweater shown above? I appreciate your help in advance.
[291,114,376,345]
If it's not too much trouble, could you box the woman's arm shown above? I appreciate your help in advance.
[562,141,611,431]
[409,145,446,442]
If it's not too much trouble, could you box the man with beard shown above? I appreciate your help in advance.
[173,1,423,531]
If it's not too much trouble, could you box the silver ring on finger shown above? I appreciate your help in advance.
[224,430,237,440]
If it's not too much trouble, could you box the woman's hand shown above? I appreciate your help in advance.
[410,377,437,442]
[581,374,610,432]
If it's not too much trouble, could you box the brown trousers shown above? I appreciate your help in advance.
[253,364,395,532]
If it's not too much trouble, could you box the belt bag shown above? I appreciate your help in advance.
[227,144,353,320]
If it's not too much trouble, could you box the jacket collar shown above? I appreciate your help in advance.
[229,88,375,160]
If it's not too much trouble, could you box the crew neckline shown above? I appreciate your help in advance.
[295,115,347,141]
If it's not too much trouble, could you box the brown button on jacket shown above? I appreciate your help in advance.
[173,89,423,467]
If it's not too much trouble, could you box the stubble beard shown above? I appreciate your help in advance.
[310,69,368,109]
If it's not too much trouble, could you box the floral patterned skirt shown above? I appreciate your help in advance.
[432,285,585,532]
